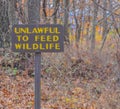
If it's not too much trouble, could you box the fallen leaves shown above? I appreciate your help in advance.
[0,73,34,109]
[0,46,120,108]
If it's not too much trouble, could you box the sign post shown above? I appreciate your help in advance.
[35,52,41,109]
[11,24,64,109]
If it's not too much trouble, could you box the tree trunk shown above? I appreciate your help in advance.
[24,0,29,23]
[53,0,59,24]
[0,0,9,47]
[64,0,69,43]
[8,0,17,26]
[100,0,108,51]
[77,8,83,43]
[28,0,40,24]
[86,6,91,49]
[102,0,108,40]
[28,0,41,109]
[109,0,120,38]
[91,0,99,52]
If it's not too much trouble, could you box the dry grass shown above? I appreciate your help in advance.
[0,40,120,109]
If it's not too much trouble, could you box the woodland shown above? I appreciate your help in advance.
[0,0,120,109]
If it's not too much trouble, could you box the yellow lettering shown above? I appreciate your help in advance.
[26,44,31,50]
[53,35,59,42]
[22,44,26,49]
[14,27,61,34]
[41,36,46,42]
[14,43,61,51]
[14,28,19,34]
[32,28,38,33]
[38,28,43,33]
[34,35,39,41]
[40,44,45,50]
[55,43,60,50]
[47,35,52,42]
[22,35,29,42]
[49,27,54,33]
[56,28,60,34]
[17,35,21,41]
[49,43,54,49]
[46,43,49,49]
[20,28,27,33]
[44,28,48,33]
[15,43,21,49]
[33,44,38,49]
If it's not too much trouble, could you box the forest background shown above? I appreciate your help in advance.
[0,0,120,109]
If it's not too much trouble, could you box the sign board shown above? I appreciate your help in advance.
[12,24,64,52]
[11,24,64,109]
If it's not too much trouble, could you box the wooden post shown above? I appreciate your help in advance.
[35,52,41,109]
[28,0,41,108]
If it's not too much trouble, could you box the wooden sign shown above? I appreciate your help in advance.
[11,24,64,109]
[12,24,64,52]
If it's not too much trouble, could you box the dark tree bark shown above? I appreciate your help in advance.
[53,0,59,24]
[0,0,9,47]
[28,0,40,24]
[64,0,69,43]
[43,0,47,18]
[102,0,108,40]
[28,0,41,109]
[91,0,100,52]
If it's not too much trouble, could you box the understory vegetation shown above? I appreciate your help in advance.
[0,0,120,108]
[0,41,120,109]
